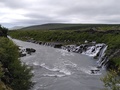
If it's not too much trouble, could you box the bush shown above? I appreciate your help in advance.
[0,37,33,90]
[0,25,8,37]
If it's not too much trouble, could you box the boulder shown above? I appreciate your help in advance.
[26,48,36,54]
[91,69,100,74]
[54,44,63,48]
[19,52,26,57]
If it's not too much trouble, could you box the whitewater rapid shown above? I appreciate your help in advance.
[12,39,105,90]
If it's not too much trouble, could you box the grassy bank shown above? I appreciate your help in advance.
[0,25,33,90]
[0,37,33,90]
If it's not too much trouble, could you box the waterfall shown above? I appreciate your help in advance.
[61,43,108,75]
[62,43,108,69]
[97,45,108,68]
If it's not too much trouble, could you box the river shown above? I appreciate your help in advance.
[12,38,105,90]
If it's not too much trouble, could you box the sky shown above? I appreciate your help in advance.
[0,0,120,28]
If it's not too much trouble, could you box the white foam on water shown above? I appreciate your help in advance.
[82,44,104,57]
[79,67,91,75]
[63,60,77,68]
[33,61,39,66]
[53,60,78,75]
[89,66,98,70]
[78,66,102,75]
[40,63,59,72]
[59,68,72,75]
[31,70,35,74]
[43,73,66,77]
[40,62,72,75]
[40,63,45,66]
[56,49,74,56]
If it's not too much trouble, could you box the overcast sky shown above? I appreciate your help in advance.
[0,0,120,28]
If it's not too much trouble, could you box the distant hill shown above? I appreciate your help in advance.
[19,23,120,31]
[21,23,83,30]
[10,26,24,30]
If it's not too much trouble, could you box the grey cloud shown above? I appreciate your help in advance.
[0,0,120,28]
[0,0,27,9]
[58,1,120,17]
[97,15,120,24]
[11,16,68,27]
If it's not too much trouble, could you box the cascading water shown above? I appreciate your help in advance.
[80,44,108,71]
[62,43,108,72]
[96,45,108,68]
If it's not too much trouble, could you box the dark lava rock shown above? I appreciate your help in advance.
[54,44,63,48]
[26,48,36,54]
[91,69,100,74]
[19,52,26,57]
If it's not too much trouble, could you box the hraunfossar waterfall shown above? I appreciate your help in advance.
[12,38,108,90]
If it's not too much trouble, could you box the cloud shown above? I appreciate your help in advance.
[0,0,120,28]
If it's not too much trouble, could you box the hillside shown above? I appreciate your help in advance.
[20,23,120,31]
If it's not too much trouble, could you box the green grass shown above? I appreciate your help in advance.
[112,57,120,66]
[8,30,120,49]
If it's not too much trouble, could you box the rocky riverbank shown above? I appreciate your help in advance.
[27,39,63,48]
[26,39,107,58]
